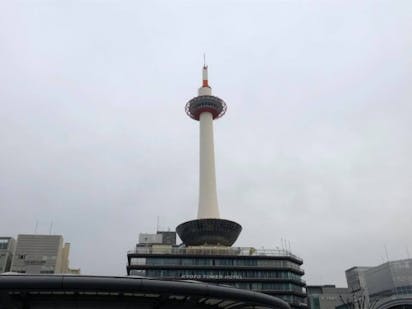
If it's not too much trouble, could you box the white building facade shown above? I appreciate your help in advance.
[10,234,79,274]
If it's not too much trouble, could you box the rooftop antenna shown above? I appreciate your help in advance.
[203,53,207,67]
[384,244,390,261]
[156,216,160,232]
[49,221,53,235]
[34,220,38,234]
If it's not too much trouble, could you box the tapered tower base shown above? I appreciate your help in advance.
[176,218,242,246]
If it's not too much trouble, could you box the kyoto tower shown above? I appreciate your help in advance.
[176,63,242,247]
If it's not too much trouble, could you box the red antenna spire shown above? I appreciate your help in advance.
[202,54,209,88]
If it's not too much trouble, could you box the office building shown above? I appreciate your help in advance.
[345,259,412,307]
[0,237,15,273]
[10,234,79,274]
[365,259,412,299]
[128,232,306,308]
[308,259,412,309]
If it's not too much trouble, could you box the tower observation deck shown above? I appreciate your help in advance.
[177,64,242,246]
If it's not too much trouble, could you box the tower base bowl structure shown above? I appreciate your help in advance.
[176,218,242,246]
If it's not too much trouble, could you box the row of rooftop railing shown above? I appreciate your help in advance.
[128,246,303,262]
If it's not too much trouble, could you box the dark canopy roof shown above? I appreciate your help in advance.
[0,274,290,309]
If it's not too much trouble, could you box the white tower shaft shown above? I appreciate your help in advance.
[198,111,220,219]
[177,63,241,247]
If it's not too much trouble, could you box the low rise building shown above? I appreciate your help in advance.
[0,237,16,273]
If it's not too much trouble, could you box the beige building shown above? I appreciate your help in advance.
[10,234,79,274]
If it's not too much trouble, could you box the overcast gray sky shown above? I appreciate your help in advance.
[1,0,411,286]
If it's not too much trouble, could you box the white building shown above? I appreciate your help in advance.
[10,234,79,274]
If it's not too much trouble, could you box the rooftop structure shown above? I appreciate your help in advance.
[139,231,177,246]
